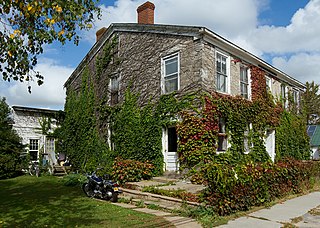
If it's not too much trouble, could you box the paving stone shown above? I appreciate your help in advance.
[112,202,137,209]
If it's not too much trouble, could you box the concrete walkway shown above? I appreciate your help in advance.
[219,192,320,228]
[113,202,202,228]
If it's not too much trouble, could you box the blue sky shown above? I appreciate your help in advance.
[1,0,319,110]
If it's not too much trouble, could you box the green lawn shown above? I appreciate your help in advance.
[0,175,172,227]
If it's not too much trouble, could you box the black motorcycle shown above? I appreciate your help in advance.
[82,171,121,202]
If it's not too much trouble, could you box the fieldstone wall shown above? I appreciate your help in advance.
[117,32,203,106]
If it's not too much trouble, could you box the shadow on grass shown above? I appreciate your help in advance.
[0,176,173,227]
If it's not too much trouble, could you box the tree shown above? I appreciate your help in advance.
[0,97,25,179]
[301,81,320,125]
[0,0,101,91]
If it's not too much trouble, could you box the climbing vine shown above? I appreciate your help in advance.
[110,89,195,175]
[176,65,299,169]
[59,67,110,172]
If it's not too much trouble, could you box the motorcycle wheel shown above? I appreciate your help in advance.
[110,193,118,203]
[82,183,94,197]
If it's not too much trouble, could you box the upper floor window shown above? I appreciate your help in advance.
[110,74,120,105]
[281,84,288,108]
[240,66,250,99]
[162,53,179,94]
[266,76,272,92]
[292,89,299,104]
[216,52,229,93]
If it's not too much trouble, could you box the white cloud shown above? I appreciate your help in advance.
[272,53,320,85]
[0,58,73,110]
[85,0,265,44]
[250,0,320,54]
[2,0,320,109]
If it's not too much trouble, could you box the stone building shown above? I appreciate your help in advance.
[11,106,61,169]
[65,2,305,171]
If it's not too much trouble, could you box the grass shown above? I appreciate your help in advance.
[0,175,173,228]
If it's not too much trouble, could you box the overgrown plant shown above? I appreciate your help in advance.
[59,67,110,172]
[110,89,194,175]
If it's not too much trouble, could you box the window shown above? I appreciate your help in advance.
[293,89,298,104]
[217,118,227,152]
[244,124,253,154]
[29,139,39,161]
[281,84,288,108]
[110,74,120,105]
[162,54,179,94]
[266,76,272,92]
[46,137,55,153]
[216,52,229,93]
[240,66,249,99]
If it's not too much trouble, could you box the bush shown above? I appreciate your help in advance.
[198,158,320,215]
[112,157,155,184]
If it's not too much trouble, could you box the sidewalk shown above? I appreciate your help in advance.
[219,192,320,228]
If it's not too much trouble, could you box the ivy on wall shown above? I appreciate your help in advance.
[177,65,307,168]
[110,89,194,175]
[59,67,110,172]
[275,110,310,161]
[60,38,309,178]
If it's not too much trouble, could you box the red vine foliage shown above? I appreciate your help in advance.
[177,66,283,168]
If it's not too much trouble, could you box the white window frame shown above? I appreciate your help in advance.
[281,84,288,108]
[161,53,180,94]
[29,139,39,161]
[240,66,251,100]
[109,73,120,105]
[292,89,299,104]
[45,137,55,154]
[244,123,253,154]
[266,76,272,92]
[215,50,230,94]
[217,117,228,153]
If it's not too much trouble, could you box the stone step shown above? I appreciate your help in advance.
[121,188,201,210]
[53,165,67,176]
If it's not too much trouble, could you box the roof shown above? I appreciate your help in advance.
[64,23,306,90]
[12,106,62,115]
[307,125,320,146]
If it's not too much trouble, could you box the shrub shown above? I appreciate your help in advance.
[112,157,155,184]
[199,158,320,215]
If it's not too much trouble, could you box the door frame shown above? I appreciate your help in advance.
[162,126,179,171]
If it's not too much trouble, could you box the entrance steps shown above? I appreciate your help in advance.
[53,165,67,176]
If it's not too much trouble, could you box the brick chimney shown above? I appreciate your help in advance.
[96,27,107,42]
[137,1,155,24]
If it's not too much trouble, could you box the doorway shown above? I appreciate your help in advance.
[162,127,179,171]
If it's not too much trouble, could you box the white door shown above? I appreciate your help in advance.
[162,127,179,171]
